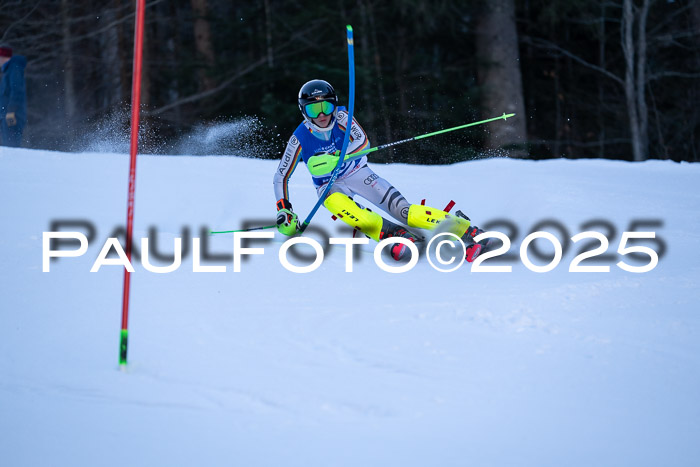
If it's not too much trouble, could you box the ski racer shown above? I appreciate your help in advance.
[273,79,489,262]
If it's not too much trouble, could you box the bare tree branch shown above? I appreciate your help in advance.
[649,70,700,80]
[1,1,42,42]
[147,26,320,116]
[647,1,695,36]
[147,56,268,116]
[522,35,625,87]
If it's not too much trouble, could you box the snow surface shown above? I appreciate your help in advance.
[1,146,700,466]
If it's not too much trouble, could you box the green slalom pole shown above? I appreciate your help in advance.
[209,224,276,235]
[308,112,516,176]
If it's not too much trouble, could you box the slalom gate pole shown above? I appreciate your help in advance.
[307,113,516,175]
[120,0,146,368]
[298,25,356,234]
[367,112,515,154]
[209,225,277,235]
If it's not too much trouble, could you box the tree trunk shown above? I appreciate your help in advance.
[622,0,644,161]
[475,0,528,156]
[598,2,606,159]
[141,12,151,109]
[365,1,393,161]
[263,0,274,68]
[190,0,216,92]
[102,3,123,106]
[115,0,130,105]
[553,54,561,159]
[61,0,77,144]
[692,0,700,161]
[358,0,375,131]
[636,0,651,159]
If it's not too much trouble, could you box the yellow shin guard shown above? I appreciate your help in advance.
[324,192,384,241]
[407,204,470,236]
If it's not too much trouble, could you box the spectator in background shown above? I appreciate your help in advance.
[0,45,27,147]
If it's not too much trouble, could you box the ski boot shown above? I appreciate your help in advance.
[379,220,419,261]
[455,210,491,262]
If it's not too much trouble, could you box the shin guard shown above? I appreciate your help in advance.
[407,204,471,236]
[324,192,384,241]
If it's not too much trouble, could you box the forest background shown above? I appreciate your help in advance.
[1,0,698,163]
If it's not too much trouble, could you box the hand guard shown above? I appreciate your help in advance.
[276,209,299,236]
[6,112,17,127]
[276,199,298,236]
[307,152,340,176]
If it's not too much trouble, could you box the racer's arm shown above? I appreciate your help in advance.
[336,109,370,155]
[273,134,303,204]
[273,134,303,235]
[344,114,370,155]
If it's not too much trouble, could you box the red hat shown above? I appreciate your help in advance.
[0,46,13,58]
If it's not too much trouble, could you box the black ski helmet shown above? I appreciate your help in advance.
[298,79,339,132]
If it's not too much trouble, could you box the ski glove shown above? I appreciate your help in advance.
[276,198,299,236]
[6,112,17,127]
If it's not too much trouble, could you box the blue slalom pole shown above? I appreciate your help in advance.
[298,25,355,234]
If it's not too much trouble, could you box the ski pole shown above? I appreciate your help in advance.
[209,224,276,235]
[307,112,516,176]
[298,24,356,234]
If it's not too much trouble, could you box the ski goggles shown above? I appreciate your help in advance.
[304,101,335,119]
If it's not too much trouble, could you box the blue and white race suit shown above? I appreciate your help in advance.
[273,107,411,223]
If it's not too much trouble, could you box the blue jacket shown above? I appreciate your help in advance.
[1,55,27,122]
[273,107,370,200]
